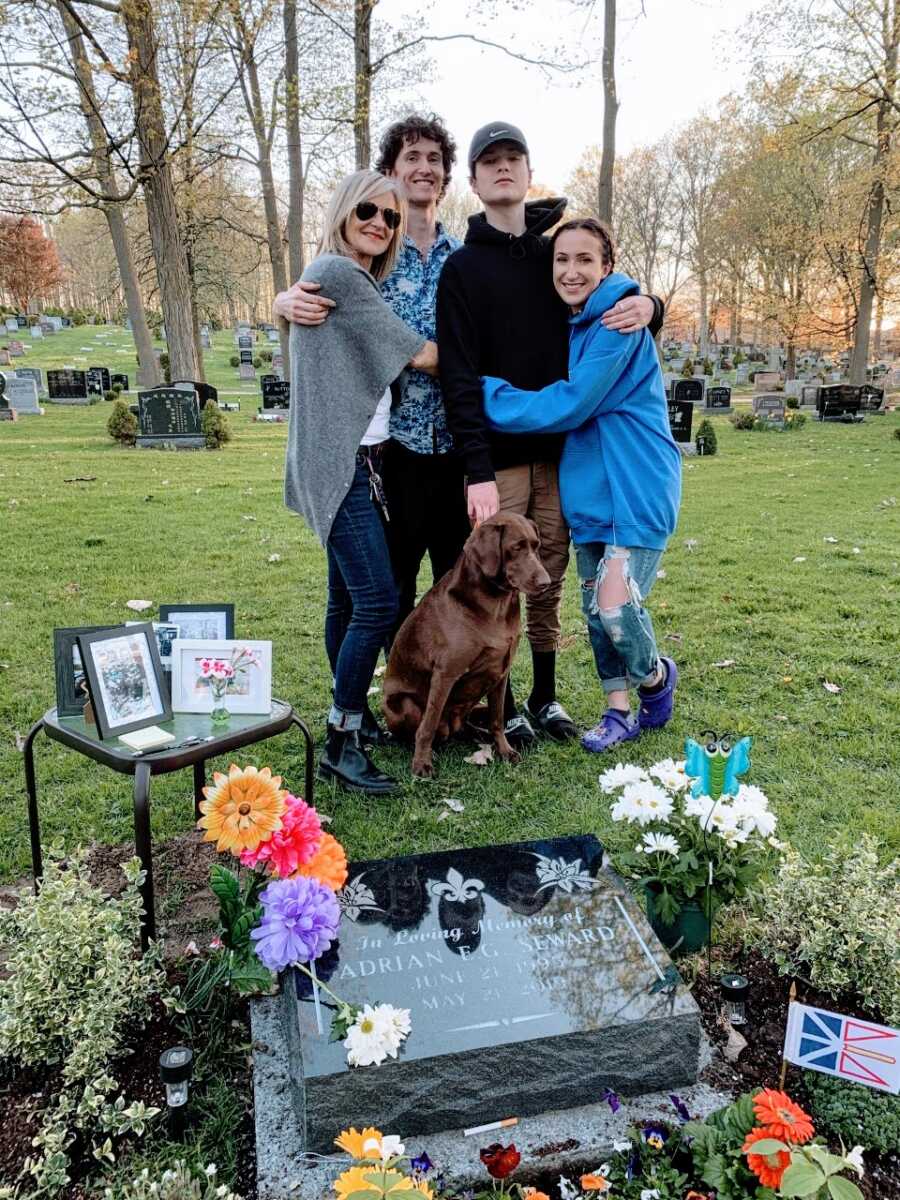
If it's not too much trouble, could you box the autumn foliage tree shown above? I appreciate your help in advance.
[0,217,65,312]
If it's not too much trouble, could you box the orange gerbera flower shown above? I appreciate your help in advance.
[334,1126,383,1159]
[523,1190,550,1200]
[580,1175,611,1193]
[197,764,285,854]
[753,1088,814,1144]
[295,832,349,891]
[743,1126,791,1189]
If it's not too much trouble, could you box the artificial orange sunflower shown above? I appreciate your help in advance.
[743,1126,791,1189]
[334,1127,383,1159]
[334,1167,373,1199]
[523,1190,550,1200]
[197,764,285,854]
[295,832,349,891]
[752,1088,814,1144]
[412,1178,434,1200]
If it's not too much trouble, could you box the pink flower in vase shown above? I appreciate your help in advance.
[199,657,213,675]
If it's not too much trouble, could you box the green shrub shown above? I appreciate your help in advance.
[695,417,718,455]
[252,355,262,369]
[260,348,273,364]
[229,354,239,368]
[103,1162,242,1200]
[107,399,137,445]
[0,852,166,1194]
[803,1070,900,1155]
[701,357,713,376]
[201,403,231,449]
[681,357,694,377]
[111,382,123,394]
[893,426,900,440]
[730,409,756,430]
[103,389,117,403]
[752,836,900,1024]
[786,395,799,409]
[733,349,745,366]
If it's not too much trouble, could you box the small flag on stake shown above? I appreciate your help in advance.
[783,1002,900,1094]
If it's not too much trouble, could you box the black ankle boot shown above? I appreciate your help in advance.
[318,725,397,795]
[360,702,392,748]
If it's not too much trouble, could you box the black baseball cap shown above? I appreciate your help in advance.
[468,122,529,172]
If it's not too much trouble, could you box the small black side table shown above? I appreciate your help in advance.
[23,701,314,949]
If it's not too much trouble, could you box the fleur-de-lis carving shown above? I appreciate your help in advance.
[428,866,486,902]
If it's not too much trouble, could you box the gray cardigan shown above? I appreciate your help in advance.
[284,253,426,543]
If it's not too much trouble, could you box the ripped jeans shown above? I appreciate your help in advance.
[575,544,664,696]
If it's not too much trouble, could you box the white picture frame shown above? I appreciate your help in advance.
[170,639,272,714]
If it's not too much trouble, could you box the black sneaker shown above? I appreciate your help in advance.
[504,712,538,749]
[524,699,579,742]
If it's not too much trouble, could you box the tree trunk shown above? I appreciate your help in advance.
[284,0,305,285]
[354,0,375,169]
[786,340,796,380]
[874,283,885,355]
[121,0,199,381]
[597,0,618,223]
[698,270,709,361]
[57,1,158,386]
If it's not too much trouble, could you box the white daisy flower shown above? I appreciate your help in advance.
[631,781,674,824]
[649,758,690,791]
[641,831,680,856]
[846,1145,865,1178]
[365,1135,405,1162]
[598,762,650,794]
[344,1004,408,1067]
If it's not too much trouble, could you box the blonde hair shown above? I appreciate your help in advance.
[317,169,406,282]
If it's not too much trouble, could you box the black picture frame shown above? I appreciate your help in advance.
[158,603,234,641]
[77,623,172,740]
[53,625,117,716]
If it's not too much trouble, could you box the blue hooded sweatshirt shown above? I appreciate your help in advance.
[482,271,681,550]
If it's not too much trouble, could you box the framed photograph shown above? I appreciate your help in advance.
[170,639,272,714]
[158,603,234,641]
[126,620,181,669]
[77,624,172,739]
[53,625,117,716]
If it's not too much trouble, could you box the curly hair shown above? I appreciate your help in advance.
[551,217,616,271]
[375,113,457,202]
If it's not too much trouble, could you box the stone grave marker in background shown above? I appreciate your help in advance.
[8,339,25,357]
[0,349,10,367]
[859,385,885,413]
[200,325,212,349]
[29,325,43,340]
[754,371,780,392]
[15,367,43,394]
[753,394,786,422]
[667,397,694,444]
[239,346,255,380]
[47,369,89,404]
[5,317,17,333]
[783,380,802,398]
[272,352,284,379]
[111,373,130,391]
[672,378,703,407]
[704,386,733,414]
[260,380,290,410]
[40,320,55,336]
[137,388,204,449]
[800,385,820,409]
[266,328,280,344]
[170,379,217,409]
[253,835,701,1158]
[87,366,112,396]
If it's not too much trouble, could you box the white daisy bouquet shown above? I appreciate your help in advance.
[599,757,781,926]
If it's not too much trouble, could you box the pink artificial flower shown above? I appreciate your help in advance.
[212,659,229,674]
[199,657,213,675]
[221,663,235,678]
[240,793,323,877]
[209,935,224,950]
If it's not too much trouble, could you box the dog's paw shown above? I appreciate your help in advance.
[496,739,520,765]
[411,755,434,779]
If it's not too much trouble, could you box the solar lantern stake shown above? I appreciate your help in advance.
[159,1045,193,1140]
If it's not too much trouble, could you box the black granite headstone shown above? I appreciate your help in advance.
[169,379,218,409]
[289,836,700,1151]
[672,378,703,406]
[137,388,203,448]
[261,377,290,408]
[667,399,693,443]
[705,386,732,411]
[111,373,130,391]
[240,348,253,365]
[817,384,861,421]
[859,385,885,412]
[87,366,111,395]
[47,369,89,401]
[238,334,253,351]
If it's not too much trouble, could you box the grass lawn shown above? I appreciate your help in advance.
[1,325,899,889]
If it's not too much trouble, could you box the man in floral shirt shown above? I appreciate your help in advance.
[274,114,469,636]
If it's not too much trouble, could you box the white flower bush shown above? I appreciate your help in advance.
[603,759,780,925]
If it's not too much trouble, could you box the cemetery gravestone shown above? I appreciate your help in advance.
[30,325,43,340]
[3,372,41,415]
[170,380,217,409]
[667,398,694,444]
[261,381,290,410]
[8,339,24,357]
[40,320,55,336]
[817,384,862,422]
[137,388,204,449]
[705,386,733,413]
[15,367,43,394]
[0,349,10,367]
[754,372,780,392]
[672,378,703,407]
[111,373,130,392]
[800,385,820,409]
[859,385,885,413]
[87,367,112,396]
[783,380,802,398]
[47,369,89,404]
[200,325,212,349]
[736,365,750,384]
[272,352,284,379]
[5,317,17,333]
[754,394,786,422]
[271,835,700,1153]
[267,328,280,344]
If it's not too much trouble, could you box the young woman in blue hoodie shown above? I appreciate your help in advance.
[482,218,681,752]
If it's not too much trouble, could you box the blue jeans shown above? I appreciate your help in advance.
[575,544,664,696]
[325,456,399,730]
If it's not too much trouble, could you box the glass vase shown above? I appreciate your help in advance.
[209,678,230,725]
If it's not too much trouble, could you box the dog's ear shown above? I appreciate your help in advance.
[468,521,503,578]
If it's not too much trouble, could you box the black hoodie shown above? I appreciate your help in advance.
[436,197,570,484]
[437,197,664,484]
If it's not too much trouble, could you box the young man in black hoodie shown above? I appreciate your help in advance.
[436,122,664,746]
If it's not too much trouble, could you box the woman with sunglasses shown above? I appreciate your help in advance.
[285,169,437,795]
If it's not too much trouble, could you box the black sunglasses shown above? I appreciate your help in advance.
[355,201,402,230]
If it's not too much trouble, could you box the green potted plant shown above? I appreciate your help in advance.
[600,754,780,953]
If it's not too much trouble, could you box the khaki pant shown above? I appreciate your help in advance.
[495,461,570,652]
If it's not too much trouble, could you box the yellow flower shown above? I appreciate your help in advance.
[412,1180,434,1200]
[334,1167,373,1199]
[197,764,285,854]
[334,1127,384,1159]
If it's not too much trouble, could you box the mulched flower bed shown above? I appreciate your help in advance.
[1,837,897,1199]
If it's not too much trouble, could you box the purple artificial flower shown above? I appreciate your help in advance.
[411,1152,433,1174]
[641,1122,668,1150]
[625,1150,637,1182]
[250,876,340,971]
[601,1087,621,1114]
[669,1093,691,1122]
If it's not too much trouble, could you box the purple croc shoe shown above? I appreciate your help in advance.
[581,709,641,753]
[637,657,678,730]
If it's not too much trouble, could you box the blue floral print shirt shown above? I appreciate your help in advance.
[380,224,461,455]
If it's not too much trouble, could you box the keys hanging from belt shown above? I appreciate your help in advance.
[364,454,390,522]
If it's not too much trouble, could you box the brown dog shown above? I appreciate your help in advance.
[382,512,550,777]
